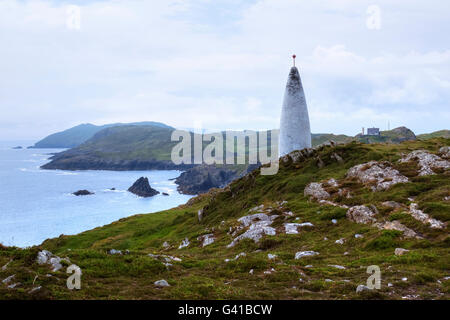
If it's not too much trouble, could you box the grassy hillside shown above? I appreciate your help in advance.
[31,122,172,149]
[356,127,416,144]
[418,130,450,140]
[1,138,449,300]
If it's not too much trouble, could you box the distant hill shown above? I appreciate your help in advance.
[30,121,172,148]
[41,124,184,170]
[311,133,354,146]
[355,126,416,144]
[417,130,450,140]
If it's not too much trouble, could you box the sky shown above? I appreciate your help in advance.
[0,0,449,140]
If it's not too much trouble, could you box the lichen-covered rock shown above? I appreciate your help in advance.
[227,213,278,248]
[439,146,450,159]
[197,209,203,222]
[326,178,339,187]
[318,200,349,209]
[36,250,68,272]
[329,264,346,270]
[381,201,403,209]
[284,222,314,234]
[346,206,377,224]
[154,279,170,287]
[395,248,409,256]
[304,182,330,200]
[347,161,408,191]
[1,259,12,271]
[178,238,190,249]
[356,284,370,293]
[399,150,450,176]
[162,241,170,249]
[374,221,418,238]
[238,213,276,228]
[294,251,319,259]
[409,203,444,229]
[197,234,215,247]
[2,274,15,284]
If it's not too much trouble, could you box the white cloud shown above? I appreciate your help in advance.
[0,0,449,140]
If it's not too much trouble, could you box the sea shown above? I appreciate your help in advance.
[0,140,193,248]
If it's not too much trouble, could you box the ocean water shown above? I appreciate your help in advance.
[0,141,193,247]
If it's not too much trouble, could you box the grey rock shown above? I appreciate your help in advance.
[128,177,159,197]
[197,234,215,247]
[394,248,410,256]
[304,182,330,200]
[400,150,450,176]
[29,286,42,294]
[409,203,444,229]
[227,213,277,247]
[356,284,370,293]
[347,161,408,191]
[154,279,170,287]
[346,206,376,224]
[375,221,419,238]
[294,251,319,259]
[2,275,15,284]
[178,238,190,249]
[284,222,314,234]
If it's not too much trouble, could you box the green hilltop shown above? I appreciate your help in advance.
[1,138,449,299]
[31,122,172,149]
[418,130,450,140]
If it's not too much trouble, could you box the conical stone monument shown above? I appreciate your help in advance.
[279,55,311,156]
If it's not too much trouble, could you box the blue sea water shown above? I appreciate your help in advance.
[0,141,193,248]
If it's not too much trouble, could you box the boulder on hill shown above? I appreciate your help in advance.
[128,177,159,197]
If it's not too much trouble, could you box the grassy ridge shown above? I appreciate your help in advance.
[1,138,449,299]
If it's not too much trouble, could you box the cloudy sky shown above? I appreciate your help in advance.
[1,0,449,140]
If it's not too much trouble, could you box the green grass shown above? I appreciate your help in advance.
[1,138,449,300]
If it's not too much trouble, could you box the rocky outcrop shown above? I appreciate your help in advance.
[72,190,94,196]
[36,250,69,272]
[374,221,418,238]
[154,279,170,287]
[197,234,215,247]
[395,248,409,256]
[439,146,450,159]
[128,177,159,197]
[175,164,257,195]
[346,206,377,224]
[227,213,278,248]
[304,182,330,200]
[294,251,319,259]
[284,222,314,234]
[399,150,450,176]
[408,203,444,229]
[178,238,190,249]
[347,161,408,191]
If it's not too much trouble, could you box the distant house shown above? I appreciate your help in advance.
[367,127,380,136]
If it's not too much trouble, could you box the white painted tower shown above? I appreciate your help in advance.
[279,56,311,156]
